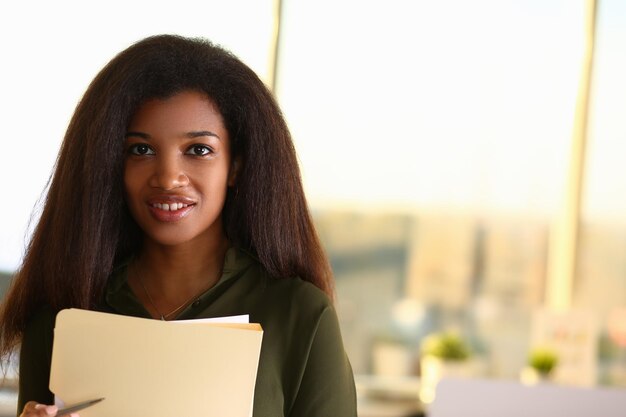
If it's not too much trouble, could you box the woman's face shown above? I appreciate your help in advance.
[124,90,234,248]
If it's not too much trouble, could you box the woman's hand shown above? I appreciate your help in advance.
[20,402,79,417]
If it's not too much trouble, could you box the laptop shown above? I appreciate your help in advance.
[429,378,626,417]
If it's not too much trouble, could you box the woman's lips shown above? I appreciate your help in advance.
[148,203,195,222]
[146,196,196,222]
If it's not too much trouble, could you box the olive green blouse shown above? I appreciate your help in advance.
[18,248,357,417]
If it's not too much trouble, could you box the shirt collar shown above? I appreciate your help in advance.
[103,246,255,317]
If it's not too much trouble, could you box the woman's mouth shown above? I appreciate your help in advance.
[148,201,196,222]
[151,202,192,211]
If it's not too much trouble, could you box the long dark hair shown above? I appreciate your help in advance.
[0,34,333,357]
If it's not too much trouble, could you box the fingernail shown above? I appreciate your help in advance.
[45,405,58,415]
[35,404,45,410]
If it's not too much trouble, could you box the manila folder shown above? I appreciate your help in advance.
[50,308,263,417]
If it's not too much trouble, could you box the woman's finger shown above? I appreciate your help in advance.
[34,403,58,416]
[21,401,58,416]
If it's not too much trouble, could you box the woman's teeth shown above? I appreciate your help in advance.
[152,203,189,211]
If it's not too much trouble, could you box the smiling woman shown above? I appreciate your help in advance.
[0,35,357,417]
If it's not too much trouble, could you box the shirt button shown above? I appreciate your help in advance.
[192,300,201,307]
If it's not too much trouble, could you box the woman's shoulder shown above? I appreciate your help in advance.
[247,260,331,307]
[269,274,331,307]
[234,248,334,315]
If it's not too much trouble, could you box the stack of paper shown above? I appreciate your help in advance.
[50,309,263,417]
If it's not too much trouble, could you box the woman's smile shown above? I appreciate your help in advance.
[148,201,195,222]
[146,194,197,222]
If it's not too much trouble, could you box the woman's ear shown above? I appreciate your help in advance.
[228,157,241,186]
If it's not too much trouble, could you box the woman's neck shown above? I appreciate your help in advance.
[128,236,230,318]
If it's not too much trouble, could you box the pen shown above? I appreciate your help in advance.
[56,398,105,416]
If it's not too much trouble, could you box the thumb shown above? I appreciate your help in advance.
[34,404,58,416]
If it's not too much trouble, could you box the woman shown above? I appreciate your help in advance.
[0,35,357,417]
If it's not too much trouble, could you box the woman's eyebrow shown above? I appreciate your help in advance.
[187,130,221,140]
[125,131,221,140]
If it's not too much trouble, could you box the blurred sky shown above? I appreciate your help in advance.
[276,0,625,219]
[583,0,626,224]
[277,0,583,212]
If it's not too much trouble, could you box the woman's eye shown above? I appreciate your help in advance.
[128,143,155,155]
[186,144,212,156]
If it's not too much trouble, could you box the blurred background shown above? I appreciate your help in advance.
[1,0,625,416]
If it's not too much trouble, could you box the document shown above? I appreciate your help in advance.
[50,309,263,417]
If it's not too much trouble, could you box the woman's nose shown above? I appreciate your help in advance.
[149,156,189,190]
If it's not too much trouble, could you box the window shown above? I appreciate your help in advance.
[276,0,613,391]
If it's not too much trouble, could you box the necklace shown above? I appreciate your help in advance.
[138,276,207,321]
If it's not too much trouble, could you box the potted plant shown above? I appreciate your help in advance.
[421,332,471,361]
[419,332,472,403]
[520,347,558,384]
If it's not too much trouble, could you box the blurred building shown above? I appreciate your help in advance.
[314,209,626,388]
